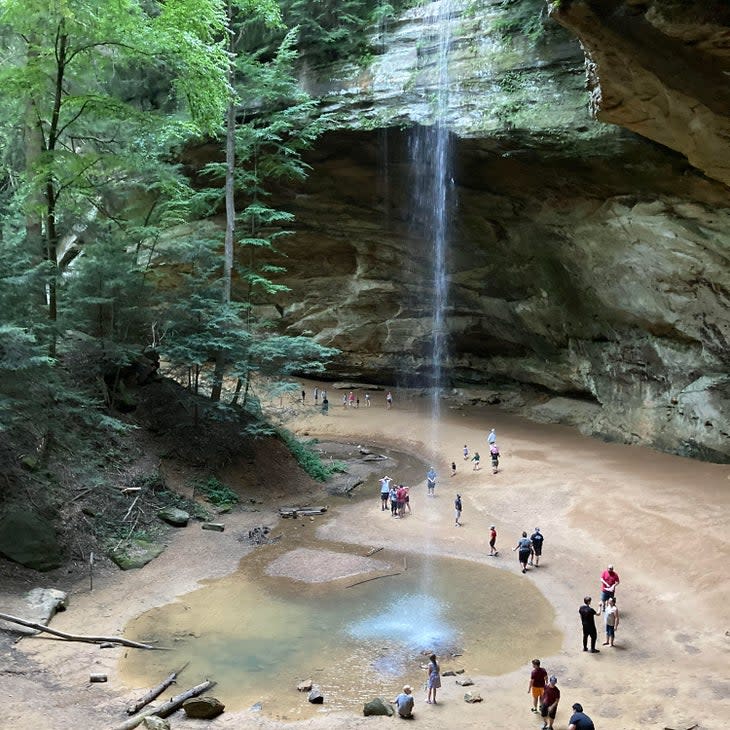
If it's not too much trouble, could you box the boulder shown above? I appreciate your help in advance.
[363,698,393,717]
[464,691,483,703]
[108,539,165,570]
[308,689,324,704]
[297,679,313,692]
[182,696,225,719]
[142,718,170,730]
[456,677,474,686]
[0,505,61,571]
[157,507,189,527]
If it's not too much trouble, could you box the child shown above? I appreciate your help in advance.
[472,451,481,470]
[490,443,500,473]
[463,444,469,460]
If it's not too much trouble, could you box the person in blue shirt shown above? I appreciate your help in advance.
[426,467,437,496]
[568,703,595,730]
[393,685,415,718]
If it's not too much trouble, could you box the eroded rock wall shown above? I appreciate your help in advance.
[195,0,730,460]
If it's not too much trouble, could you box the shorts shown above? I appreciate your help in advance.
[489,538,496,548]
[601,590,615,602]
[532,544,542,556]
[606,624,615,638]
[519,549,531,563]
[540,703,557,719]
[531,686,544,699]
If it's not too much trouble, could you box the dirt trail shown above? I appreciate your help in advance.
[1,388,728,730]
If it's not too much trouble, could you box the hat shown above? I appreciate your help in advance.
[403,685,412,693]
[608,564,614,570]
[572,703,583,712]
[549,675,557,684]
[490,525,495,529]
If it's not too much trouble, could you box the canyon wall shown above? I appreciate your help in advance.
[220,0,730,460]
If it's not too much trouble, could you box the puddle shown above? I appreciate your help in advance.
[120,538,561,719]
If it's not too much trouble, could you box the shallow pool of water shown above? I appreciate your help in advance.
[120,535,561,719]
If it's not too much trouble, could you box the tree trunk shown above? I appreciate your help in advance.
[112,679,216,730]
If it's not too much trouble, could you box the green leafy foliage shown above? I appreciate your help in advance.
[278,430,347,481]
[491,0,548,44]
[192,476,240,508]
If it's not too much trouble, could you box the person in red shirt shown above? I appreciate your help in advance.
[539,675,561,730]
[396,485,407,518]
[599,564,620,611]
[528,658,548,713]
[489,525,498,556]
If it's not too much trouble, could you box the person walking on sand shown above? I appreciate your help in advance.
[471,451,481,470]
[379,475,393,511]
[313,386,319,403]
[568,703,595,730]
[539,675,560,730]
[426,654,441,704]
[396,484,407,518]
[513,531,532,573]
[389,484,398,517]
[603,596,619,646]
[487,428,497,446]
[365,393,371,407]
[579,596,600,653]
[404,485,411,514]
[463,444,469,460]
[528,658,548,713]
[599,564,620,611]
[489,525,499,556]
[490,442,500,473]
[321,396,329,415]
[454,493,462,526]
[301,388,306,403]
[426,467,437,496]
[386,391,393,409]
[530,527,544,567]
[451,461,456,477]
[393,685,415,718]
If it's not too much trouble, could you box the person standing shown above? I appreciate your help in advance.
[539,675,560,730]
[450,461,456,477]
[386,391,393,409]
[379,475,392,511]
[389,484,398,517]
[426,654,441,704]
[471,451,481,470]
[603,596,620,646]
[365,393,371,407]
[513,531,532,573]
[321,396,329,415]
[530,527,544,567]
[528,658,548,713]
[487,428,497,446]
[579,596,600,653]
[599,564,620,611]
[301,388,306,404]
[454,493,462,526]
[426,467,437,496]
[463,444,469,460]
[313,386,319,403]
[568,703,595,730]
[489,525,498,556]
[393,685,415,718]
[396,484,407,518]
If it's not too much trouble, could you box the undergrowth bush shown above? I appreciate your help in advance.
[278,429,347,481]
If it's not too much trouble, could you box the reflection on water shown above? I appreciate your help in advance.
[120,543,561,719]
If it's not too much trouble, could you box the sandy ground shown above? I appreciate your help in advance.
[1,388,728,730]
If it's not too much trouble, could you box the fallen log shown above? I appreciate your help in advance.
[0,612,158,650]
[126,662,189,715]
[113,679,216,730]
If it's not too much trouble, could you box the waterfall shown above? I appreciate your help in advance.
[410,0,454,431]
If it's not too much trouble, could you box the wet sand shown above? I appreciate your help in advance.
[2,387,728,729]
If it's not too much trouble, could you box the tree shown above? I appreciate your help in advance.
[0,0,230,355]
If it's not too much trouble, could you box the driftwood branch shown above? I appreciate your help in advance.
[345,571,403,589]
[126,662,189,715]
[0,613,158,650]
[113,679,216,730]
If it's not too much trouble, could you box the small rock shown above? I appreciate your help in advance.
[456,677,474,687]
[442,670,456,677]
[297,679,313,692]
[182,696,225,719]
[89,673,107,683]
[201,522,225,532]
[363,698,394,717]
[455,668,465,674]
[464,691,483,703]
[308,689,324,704]
[142,717,170,730]
[250,702,262,712]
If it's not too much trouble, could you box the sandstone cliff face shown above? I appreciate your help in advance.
[241,0,730,460]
